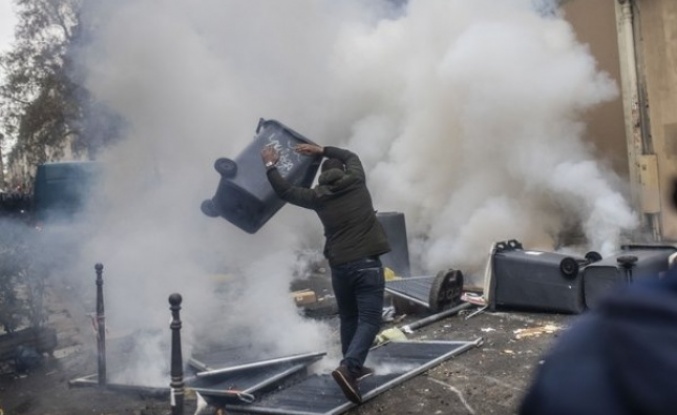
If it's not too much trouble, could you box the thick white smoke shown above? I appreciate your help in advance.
[329,0,637,274]
[65,0,637,385]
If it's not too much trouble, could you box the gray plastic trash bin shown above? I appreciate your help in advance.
[583,244,676,308]
[201,118,321,233]
[489,240,600,314]
[377,211,411,277]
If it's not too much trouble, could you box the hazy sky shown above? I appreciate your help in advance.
[0,1,16,55]
[0,0,16,110]
[0,0,16,155]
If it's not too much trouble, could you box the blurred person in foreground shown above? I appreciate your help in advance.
[261,142,391,404]
[519,180,677,415]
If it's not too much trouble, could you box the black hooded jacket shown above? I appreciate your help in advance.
[266,146,390,267]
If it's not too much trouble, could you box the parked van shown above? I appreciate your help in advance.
[32,161,102,223]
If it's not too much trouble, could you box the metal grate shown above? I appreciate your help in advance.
[189,361,310,404]
[189,345,271,371]
[385,275,437,307]
[225,339,482,415]
[189,349,325,375]
[70,350,324,405]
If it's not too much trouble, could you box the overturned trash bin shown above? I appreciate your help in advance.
[583,244,677,308]
[487,239,600,314]
[201,118,322,233]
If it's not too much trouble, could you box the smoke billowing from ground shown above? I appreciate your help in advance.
[335,0,637,274]
[56,0,637,385]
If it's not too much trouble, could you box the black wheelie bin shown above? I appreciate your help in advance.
[201,118,322,233]
[488,239,602,314]
[583,244,677,308]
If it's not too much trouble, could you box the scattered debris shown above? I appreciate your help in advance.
[464,305,488,320]
[381,305,397,322]
[513,324,562,339]
[461,292,487,306]
[375,327,408,344]
[53,345,82,359]
[291,289,317,306]
[400,303,473,334]
[15,345,44,373]
[384,267,398,281]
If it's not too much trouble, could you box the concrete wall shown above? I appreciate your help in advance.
[562,0,628,178]
[563,0,677,240]
[635,0,677,238]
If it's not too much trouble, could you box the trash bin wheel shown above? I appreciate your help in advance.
[200,199,219,218]
[617,255,638,269]
[559,257,579,278]
[428,269,464,312]
[214,157,237,178]
[585,251,603,263]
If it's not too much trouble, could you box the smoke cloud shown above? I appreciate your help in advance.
[52,0,637,385]
[331,0,637,273]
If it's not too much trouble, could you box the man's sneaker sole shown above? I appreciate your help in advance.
[332,369,362,404]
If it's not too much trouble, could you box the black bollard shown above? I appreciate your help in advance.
[95,263,106,386]
[169,293,184,415]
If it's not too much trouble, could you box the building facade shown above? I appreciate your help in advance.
[564,0,677,241]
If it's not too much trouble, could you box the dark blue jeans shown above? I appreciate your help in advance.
[331,257,385,377]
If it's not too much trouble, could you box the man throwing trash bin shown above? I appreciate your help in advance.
[261,142,391,404]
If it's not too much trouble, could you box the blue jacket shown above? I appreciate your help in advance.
[520,271,677,415]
